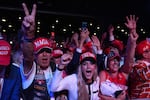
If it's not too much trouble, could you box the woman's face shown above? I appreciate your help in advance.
[108,58,120,73]
[81,60,96,82]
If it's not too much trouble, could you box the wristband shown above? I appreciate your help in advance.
[23,36,35,42]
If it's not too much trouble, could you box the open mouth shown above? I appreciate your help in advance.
[86,70,92,76]
[42,58,48,62]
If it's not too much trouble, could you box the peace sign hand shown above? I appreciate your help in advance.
[21,3,37,39]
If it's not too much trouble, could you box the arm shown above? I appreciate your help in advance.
[52,54,78,96]
[21,3,36,74]
[51,69,64,91]
[107,24,115,41]
[121,15,139,73]
[51,52,73,91]
[91,35,105,72]
[66,28,88,74]
[71,32,79,47]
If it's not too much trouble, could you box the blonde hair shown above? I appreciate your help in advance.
[77,64,98,100]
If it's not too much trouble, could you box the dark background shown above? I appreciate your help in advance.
[0,0,150,22]
[0,0,150,45]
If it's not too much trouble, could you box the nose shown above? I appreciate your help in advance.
[113,59,119,63]
[86,62,92,68]
[42,51,48,55]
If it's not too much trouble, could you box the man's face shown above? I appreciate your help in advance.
[36,48,52,69]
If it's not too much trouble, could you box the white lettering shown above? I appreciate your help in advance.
[0,46,10,50]
[34,39,49,48]
[0,51,8,55]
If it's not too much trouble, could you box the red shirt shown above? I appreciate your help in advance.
[104,71,127,85]
[128,60,150,99]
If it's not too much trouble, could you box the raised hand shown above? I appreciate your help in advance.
[80,28,90,43]
[91,35,101,50]
[107,24,114,35]
[21,3,37,39]
[128,31,139,47]
[125,15,138,31]
[71,32,79,47]
[125,15,139,45]
[61,53,72,65]
[58,53,72,70]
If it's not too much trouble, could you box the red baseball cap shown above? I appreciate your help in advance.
[136,40,150,56]
[0,40,11,66]
[111,39,124,52]
[33,37,52,54]
[80,52,96,63]
[52,48,63,58]
[107,51,121,61]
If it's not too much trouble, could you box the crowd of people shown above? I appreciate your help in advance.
[0,3,150,100]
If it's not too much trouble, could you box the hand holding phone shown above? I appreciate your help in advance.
[81,22,87,30]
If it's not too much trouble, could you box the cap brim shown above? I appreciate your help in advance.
[108,56,121,61]
[35,47,52,54]
[80,57,96,64]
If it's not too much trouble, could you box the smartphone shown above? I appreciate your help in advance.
[81,22,87,30]
[114,90,123,98]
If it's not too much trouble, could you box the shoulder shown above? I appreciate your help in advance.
[59,74,77,87]
[119,72,128,80]
[64,74,77,81]
[11,64,20,70]
[99,70,108,82]
[5,64,21,78]
[99,70,107,76]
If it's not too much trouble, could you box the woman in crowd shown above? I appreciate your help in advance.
[99,15,139,100]
[51,51,100,100]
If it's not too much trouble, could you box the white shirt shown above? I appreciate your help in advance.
[51,69,100,100]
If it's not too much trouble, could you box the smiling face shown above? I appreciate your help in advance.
[108,58,120,73]
[81,60,96,83]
